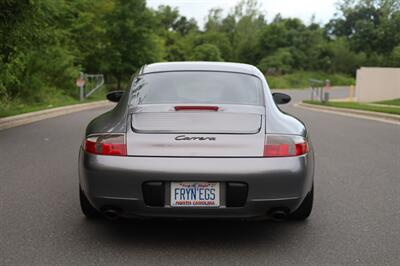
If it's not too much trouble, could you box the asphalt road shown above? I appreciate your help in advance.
[1,88,400,265]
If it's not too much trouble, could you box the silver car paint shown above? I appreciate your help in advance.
[127,104,265,157]
[85,62,306,137]
[79,151,314,218]
[131,108,262,134]
[80,62,314,218]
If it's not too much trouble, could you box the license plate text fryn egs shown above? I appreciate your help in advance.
[171,182,220,207]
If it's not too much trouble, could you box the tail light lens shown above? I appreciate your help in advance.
[264,134,309,157]
[84,134,126,156]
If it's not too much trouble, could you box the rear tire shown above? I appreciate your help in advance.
[290,185,313,220]
[80,186,100,219]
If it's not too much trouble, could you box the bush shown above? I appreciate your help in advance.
[258,48,294,74]
[266,71,355,89]
[326,39,367,75]
[190,44,223,61]
[389,45,400,67]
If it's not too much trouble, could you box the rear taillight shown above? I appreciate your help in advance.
[264,134,309,157]
[84,134,126,156]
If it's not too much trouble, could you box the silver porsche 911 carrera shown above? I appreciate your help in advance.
[79,62,314,221]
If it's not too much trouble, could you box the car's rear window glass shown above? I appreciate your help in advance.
[130,71,264,106]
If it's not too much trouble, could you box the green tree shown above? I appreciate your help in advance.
[325,38,367,74]
[231,0,266,63]
[103,0,164,89]
[190,44,223,61]
[174,17,198,36]
[188,31,232,61]
[152,5,199,62]
[326,0,400,55]
[4,0,399,110]
[153,5,198,35]
[66,0,113,74]
[389,45,400,66]
[258,48,294,74]
[154,5,179,31]
[204,1,266,64]
[0,0,78,102]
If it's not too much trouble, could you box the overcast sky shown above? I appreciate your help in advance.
[147,0,339,28]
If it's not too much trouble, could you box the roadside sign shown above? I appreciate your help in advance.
[325,79,331,91]
[76,78,85,87]
[76,73,104,101]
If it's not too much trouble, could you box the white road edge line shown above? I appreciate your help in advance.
[294,103,400,126]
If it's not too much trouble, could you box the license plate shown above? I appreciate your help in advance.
[170,182,220,207]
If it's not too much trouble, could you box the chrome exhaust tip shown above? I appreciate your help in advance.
[102,209,120,220]
[269,209,288,222]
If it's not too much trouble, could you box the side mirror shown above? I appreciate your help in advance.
[272,92,291,105]
[106,91,124,103]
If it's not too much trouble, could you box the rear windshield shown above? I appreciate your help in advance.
[129,71,264,106]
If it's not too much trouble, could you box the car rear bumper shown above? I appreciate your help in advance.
[79,148,314,219]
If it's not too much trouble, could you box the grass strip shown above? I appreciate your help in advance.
[303,100,400,115]
[373,98,400,106]
[0,88,108,118]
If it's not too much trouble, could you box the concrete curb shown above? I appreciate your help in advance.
[0,100,114,131]
[296,102,400,124]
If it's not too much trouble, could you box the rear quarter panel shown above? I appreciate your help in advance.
[253,67,307,137]
[85,91,129,136]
